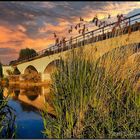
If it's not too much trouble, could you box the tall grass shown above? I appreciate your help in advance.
[42,44,140,138]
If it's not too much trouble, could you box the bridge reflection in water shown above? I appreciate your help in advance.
[3,85,55,115]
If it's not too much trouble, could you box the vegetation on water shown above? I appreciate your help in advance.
[42,44,140,138]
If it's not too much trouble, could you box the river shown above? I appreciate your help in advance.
[2,85,53,139]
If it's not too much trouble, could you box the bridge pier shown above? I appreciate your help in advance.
[19,74,24,81]
[41,73,51,82]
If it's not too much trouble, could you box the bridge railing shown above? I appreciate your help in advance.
[13,13,140,65]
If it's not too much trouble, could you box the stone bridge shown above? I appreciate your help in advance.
[2,13,140,82]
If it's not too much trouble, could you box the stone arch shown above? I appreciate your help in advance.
[23,65,41,82]
[42,59,64,81]
[13,67,21,75]
[121,52,140,81]
[98,43,140,65]
[24,65,38,75]
[44,59,64,74]
[26,94,39,101]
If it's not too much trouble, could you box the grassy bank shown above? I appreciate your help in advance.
[42,44,140,138]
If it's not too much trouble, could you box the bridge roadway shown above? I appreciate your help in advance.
[2,13,140,81]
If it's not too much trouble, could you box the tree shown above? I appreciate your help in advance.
[18,48,37,60]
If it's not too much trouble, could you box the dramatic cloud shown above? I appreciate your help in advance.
[0,1,140,64]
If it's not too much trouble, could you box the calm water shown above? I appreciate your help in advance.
[3,85,52,139]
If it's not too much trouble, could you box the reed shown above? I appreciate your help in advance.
[42,43,140,138]
[0,87,16,138]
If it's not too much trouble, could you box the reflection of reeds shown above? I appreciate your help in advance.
[42,43,140,138]
[0,87,16,138]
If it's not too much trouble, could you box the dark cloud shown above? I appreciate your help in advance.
[0,1,120,39]
[0,2,62,38]
[0,47,17,55]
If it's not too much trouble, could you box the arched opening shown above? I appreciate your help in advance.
[25,86,41,101]
[23,65,41,82]
[24,65,38,75]
[122,52,140,83]
[44,59,64,74]
[27,94,38,101]
[98,43,140,66]
[8,67,21,82]
[43,59,64,81]
[13,67,21,75]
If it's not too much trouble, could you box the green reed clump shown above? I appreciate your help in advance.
[82,77,140,138]
[42,46,140,138]
[0,87,16,138]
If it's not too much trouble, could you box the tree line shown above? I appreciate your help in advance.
[9,48,37,65]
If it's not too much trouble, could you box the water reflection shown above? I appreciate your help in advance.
[0,86,16,139]
[2,85,54,139]
[3,85,54,115]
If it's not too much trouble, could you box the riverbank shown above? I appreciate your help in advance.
[9,81,51,87]
[0,79,51,87]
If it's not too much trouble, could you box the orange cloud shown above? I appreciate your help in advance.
[17,25,27,32]
[0,25,55,61]
[0,26,26,43]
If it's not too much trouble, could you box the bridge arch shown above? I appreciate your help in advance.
[26,94,39,101]
[42,59,64,81]
[24,65,39,75]
[13,67,21,75]
[98,43,140,65]
[22,65,41,82]
[44,59,63,74]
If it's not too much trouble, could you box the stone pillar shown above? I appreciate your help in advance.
[41,73,45,82]
[41,73,51,82]
[19,74,24,81]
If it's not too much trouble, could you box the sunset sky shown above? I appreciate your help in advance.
[0,1,140,64]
